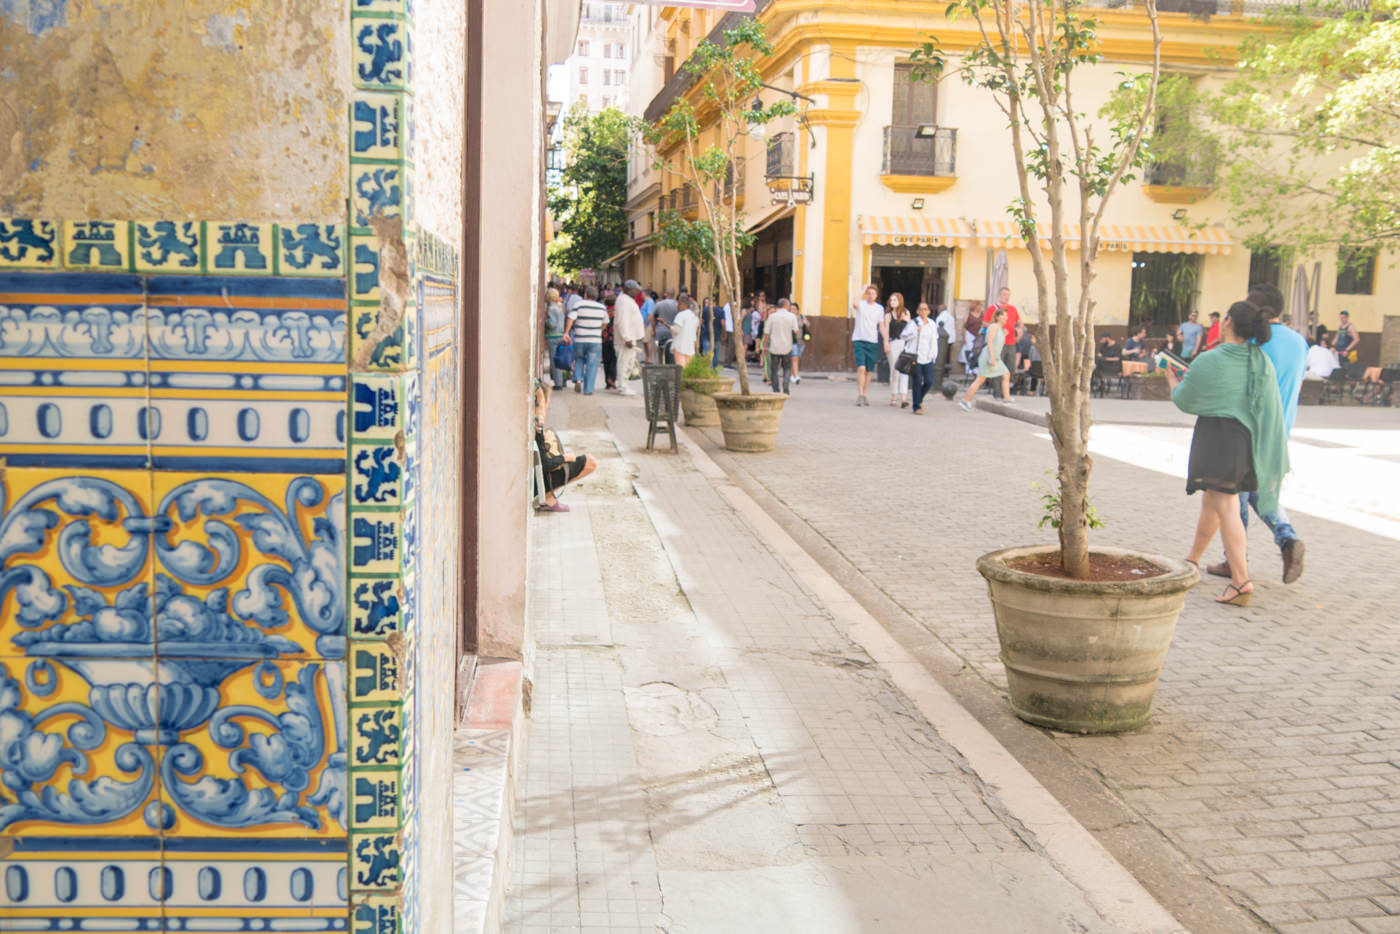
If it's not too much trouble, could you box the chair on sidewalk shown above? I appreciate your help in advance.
[1321,367,1350,404]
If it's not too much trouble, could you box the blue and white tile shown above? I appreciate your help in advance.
[206,222,274,275]
[62,220,132,271]
[350,831,403,892]
[132,220,204,273]
[0,218,60,270]
[353,18,407,90]
[146,275,347,364]
[276,222,346,277]
[352,165,403,230]
[352,90,405,164]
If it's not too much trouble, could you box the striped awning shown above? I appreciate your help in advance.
[859,216,972,247]
[974,219,1232,255]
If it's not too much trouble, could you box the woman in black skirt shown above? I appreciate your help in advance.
[1165,301,1289,607]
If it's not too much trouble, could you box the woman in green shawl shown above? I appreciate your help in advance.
[1165,301,1289,607]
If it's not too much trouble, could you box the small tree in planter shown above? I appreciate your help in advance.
[642,19,795,450]
[913,0,1160,579]
[914,0,1200,734]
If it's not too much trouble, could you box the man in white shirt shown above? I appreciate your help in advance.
[611,280,647,396]
[562,285,609,395]
[934,303,958,380]
[764,299,799,394]
[1305,332,1339,380]
[670,296,700,368]
[851,284,885,406]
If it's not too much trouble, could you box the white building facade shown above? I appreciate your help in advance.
[564,1,633,113]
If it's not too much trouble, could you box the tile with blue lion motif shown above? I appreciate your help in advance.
[351,164,403,232]
[349,577,404,642]
[352,893,404,934]
[0,219,60,270]
[275,223,346,278]
[154,658,348,840]
[350,442,405,508]
[353,18,407,91]
[350,702,402,772]
[62,221,132,271]
[150,472,347,661]
[350,831,403,893]
[0,467,156,655]
[0,655,164,837]
[132,220,204,274]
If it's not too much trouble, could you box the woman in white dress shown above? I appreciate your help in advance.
[880,292,912,407]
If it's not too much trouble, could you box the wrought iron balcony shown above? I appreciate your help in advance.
[767,132,794,179]
[1145,161,1216,188]
[882,126,957,177]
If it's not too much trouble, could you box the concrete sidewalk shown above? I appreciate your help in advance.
[505,391,1186,934]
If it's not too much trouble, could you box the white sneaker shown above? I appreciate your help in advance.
[958,400,973,412]
[1004,397,1016,405]
[792,375,801,384]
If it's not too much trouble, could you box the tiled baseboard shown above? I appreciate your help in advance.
[452,659,525,933]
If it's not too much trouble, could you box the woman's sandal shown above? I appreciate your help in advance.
[1216,581,1252,606]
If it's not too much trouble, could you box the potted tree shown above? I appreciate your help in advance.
[914,0,1198,733]
[643,19,795,452]
[677,353,734,427]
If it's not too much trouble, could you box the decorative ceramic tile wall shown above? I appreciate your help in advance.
[2,0,462,930]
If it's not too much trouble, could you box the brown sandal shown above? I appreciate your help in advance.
[1216,581,1252,606]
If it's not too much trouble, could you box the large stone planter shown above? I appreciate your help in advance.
[679,377,734,427]
[712,392,787,452]
[976,545,1198,734]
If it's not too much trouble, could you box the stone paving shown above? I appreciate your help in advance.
[504,393,1162,933]
[699,373,1400,934]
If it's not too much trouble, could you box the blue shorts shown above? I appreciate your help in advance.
[853,340,879,370]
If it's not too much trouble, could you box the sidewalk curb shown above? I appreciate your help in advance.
[665,422,1189,934]
[975,395,1050,427]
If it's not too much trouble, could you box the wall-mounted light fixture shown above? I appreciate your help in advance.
[911,198,926,211]
[1172,208,1188,221]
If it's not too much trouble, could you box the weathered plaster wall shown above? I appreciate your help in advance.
[0,0,347,220]
[476,0,542,660]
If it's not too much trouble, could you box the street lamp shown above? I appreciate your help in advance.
[915,124,939,139]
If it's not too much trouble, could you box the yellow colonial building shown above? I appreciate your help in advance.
[622,0,1397,369]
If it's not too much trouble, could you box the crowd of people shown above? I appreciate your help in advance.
[540,279,1355,607]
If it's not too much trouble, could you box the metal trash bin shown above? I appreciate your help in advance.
[640,363,682,452]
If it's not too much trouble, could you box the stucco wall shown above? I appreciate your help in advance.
[0,0,347,220]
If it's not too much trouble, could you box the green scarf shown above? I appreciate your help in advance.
[1170,342,1290,513]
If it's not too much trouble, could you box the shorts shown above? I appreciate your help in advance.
[853,340,880,371]
[547,455,587,492]
[791,340,804,358]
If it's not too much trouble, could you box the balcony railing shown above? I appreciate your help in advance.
[1145,161,1216,188]
[882,126,957,177]
[766,133,794,179]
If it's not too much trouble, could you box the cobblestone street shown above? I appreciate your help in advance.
[694,374,1400,934]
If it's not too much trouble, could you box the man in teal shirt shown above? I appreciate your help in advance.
[1209,283,1307,584]
[1178,310,1205,359]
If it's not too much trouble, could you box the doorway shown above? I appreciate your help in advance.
[870,245,949,310]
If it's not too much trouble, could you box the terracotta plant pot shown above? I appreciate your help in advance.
[976,545,1198,734]
[679,377,735,427]
[712,392,787,452]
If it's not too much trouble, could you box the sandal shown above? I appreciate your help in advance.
[1216,581,1252,606]
[537,500,570,513]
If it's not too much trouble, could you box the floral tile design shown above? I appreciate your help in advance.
[155,659,348,839]
[150,471,346,660]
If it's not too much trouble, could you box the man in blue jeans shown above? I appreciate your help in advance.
[1209,283,1307,583]
[563,285,609,395]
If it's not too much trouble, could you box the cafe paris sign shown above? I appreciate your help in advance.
[630,0,756,9]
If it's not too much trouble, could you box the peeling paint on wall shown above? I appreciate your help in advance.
[0,0,347,219]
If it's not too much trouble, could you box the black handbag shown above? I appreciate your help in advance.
[894,325,919,374]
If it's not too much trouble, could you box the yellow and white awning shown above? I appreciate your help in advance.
[974,219,1232,254]
[859,216,972,247]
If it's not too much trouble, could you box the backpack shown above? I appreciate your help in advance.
[969,327,988,365]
